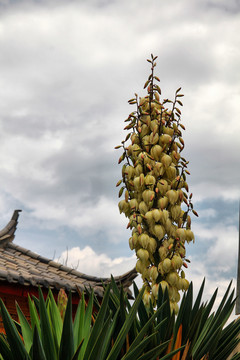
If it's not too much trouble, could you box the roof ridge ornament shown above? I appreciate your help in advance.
[0,209,22,246]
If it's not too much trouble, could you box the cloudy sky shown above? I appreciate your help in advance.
[0,0,239,313]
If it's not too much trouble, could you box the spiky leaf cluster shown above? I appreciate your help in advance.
[116,55,198,313]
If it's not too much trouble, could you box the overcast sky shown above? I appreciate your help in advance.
[0,0,239,313]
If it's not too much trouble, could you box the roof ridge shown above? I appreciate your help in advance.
[8,242,138,285]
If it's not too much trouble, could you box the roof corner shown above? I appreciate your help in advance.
[0,210,22,247]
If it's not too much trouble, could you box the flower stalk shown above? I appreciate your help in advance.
[116,55,198,312]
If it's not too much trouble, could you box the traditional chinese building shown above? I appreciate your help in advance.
[0,210,137,331]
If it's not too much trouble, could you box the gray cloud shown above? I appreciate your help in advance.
[0,0,239,300]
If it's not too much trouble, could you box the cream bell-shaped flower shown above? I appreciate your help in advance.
[154,224,165,240]
[135,164,143,176]
[161,154,172,168]
[152,283,159,299]
[145,211,154,225]
[160,280,169,293]
[138,233,150,249]
[166,190,179,205]
[137,248,150,263]
[157,180,168,195]
[186,229,195,243]
[143,290,151,306]
[147,237,157,254]
[158,196,169,210]
[129,198,139,210]
[158,246,168,261]
[129,237,134,250]
[118,200,130,215]
[153,162,165,177]
[160,134,172,145]
[144,175,156,187]
[142,189,155,204]
[125,165,135,180]
[182,278,190,291]
[150,144,162,161]
[170,301,179,314]
[171,255,183,270]
[163,126,174,137]
[170,205,182,221]
[162,258,172,273]
[139,201,148,215]
[166,271,179,287]
[149,266,158,282]
[175,228,187,241]
[152,209,162,222]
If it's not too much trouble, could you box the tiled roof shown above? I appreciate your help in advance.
[0,211,137,297]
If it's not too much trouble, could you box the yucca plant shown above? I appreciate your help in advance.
[132,279,240,359]
[0,281,182,360]
[1,278,239,359]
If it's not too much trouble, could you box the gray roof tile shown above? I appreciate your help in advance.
[0,211,137,297]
